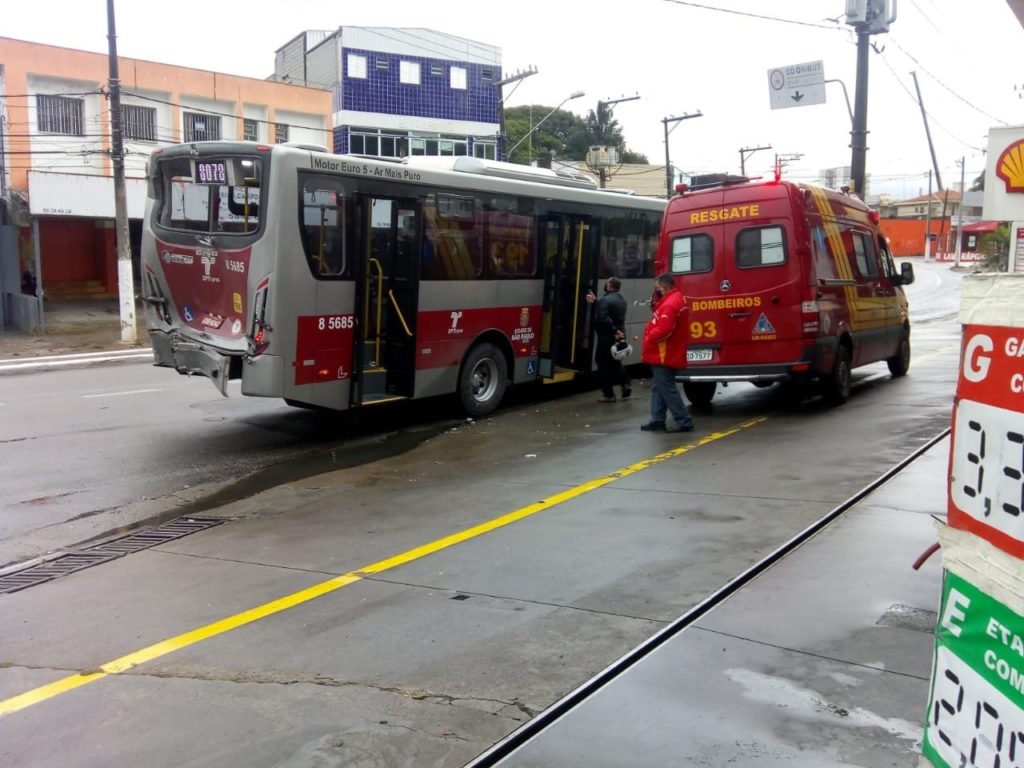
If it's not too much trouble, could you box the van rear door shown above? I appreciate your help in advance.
[714,219,805,367]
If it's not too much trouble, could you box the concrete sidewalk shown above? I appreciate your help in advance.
[492,436,948,767]
[0,298,148,360]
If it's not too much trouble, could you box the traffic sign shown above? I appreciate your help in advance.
[767,60,826,110]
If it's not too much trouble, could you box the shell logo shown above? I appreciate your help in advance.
[996,140,1024,193]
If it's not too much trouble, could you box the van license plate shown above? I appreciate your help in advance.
[687,349,713,362]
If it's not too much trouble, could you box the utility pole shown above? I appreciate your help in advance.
[924,169,932,261]
[910,71,942,192]
[954,157,965,268]
[662,111,703,197]
[774,152,803,175]
[846,0,896,198]
[495,66,537,161]
[593,94,640,188]
[739,144,771,176]
[107,0,137,343]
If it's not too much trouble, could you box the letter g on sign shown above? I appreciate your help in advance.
[963,333,993,383]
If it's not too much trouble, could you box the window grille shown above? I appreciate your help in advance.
[275,123,289,144]
[38,94,84,136]
[121,104,157,142]
[243,118,259,142]
[183,112,221,142]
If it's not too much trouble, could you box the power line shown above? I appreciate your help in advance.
[888,36,1009,126]
[660,0,844,30]
[119,89,332,134]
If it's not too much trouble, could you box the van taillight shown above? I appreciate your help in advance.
[801,287,820,336]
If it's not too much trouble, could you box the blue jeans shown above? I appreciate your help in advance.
[650,365,693,427]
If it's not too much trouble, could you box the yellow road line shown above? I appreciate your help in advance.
[0,416,767,718]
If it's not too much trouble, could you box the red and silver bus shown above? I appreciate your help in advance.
[141,142,664,416]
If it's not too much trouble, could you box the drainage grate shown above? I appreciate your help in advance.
[0,517,225,595]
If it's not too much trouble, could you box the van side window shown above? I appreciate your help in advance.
[878,235,897,280]
[670,233,712,274]
[736,226,786,268]
[851,232,878,278]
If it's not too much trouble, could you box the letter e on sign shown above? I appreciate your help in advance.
[963,333,993,383]
[940,588,970,638]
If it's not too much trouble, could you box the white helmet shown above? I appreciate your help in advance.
[610,340,632,362]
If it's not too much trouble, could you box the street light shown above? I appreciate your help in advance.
[506,90,585,159]
[662,111,703,197]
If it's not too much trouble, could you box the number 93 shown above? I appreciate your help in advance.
[690,320,716,340]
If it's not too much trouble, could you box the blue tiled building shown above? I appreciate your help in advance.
[273,27,502,160]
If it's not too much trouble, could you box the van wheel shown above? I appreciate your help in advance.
[459,342,508,418]
[683,381,716,409]
[887,330,911,377]
[824,345,852,405]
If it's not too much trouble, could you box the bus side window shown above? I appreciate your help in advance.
[299,174,351,279]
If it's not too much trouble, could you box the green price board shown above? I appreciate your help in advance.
[923,571,1024,766]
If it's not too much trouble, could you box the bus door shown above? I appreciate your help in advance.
[538,214,597,380]
[353,196,420,406]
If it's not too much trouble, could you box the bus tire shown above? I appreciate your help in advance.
[824,344,852,405]
[459,342,508,418]
[887,328,911,378]
[682,381,716,409]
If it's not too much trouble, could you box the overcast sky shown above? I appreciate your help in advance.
[5,0,1020,198]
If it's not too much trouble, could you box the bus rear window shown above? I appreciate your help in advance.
[156,156,263,234]
[670,233,712,274]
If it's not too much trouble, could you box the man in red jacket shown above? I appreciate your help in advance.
[641,273,695,433]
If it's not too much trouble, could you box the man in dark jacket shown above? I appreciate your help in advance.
[586,276,631,403]
[640,273,694,432]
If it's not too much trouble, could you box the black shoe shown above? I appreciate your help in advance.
[640,421,666,431]
[621,387,632,399]
[665,423,695,433]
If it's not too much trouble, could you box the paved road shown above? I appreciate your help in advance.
[0,263,964,767]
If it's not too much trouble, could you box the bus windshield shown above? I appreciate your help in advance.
[155,155,263,234]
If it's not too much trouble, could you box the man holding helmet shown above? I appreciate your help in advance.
[586,276,632,403]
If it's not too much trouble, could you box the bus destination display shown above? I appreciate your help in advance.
[194,160,228,185]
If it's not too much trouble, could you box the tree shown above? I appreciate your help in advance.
[502,103,648,165]
[970,171,985,192]
[503,105,587,165]
[980,225,1009,271]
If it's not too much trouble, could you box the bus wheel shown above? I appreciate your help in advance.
[459,342,508,418]
[683,381,716,410]
[824,345,851,405]
[887,329,911,377]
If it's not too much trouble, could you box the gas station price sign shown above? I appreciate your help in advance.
[950,325,1024,558]
[924,572,1024,767]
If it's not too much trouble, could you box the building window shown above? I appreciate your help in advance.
[37,94,84,136]
[430,64,443,77]
[350,128,408,158]
[450,66,467,90]
[121,104,157,142]
[183,112,221,142]
[473,142,496,160]
[275,123,289,144]
[400,61,421,85]
[347,54,367,79]
[411,137,468,156]
[375,57,389,71]
[243,118,259,142]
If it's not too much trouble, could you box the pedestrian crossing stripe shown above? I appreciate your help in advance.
[753,313,776,334]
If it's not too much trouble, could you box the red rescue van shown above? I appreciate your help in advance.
[656,177,914,407]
